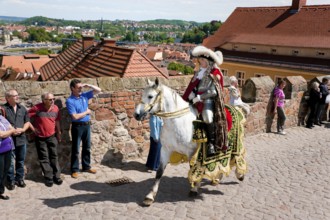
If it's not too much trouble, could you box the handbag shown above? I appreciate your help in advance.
[0,136,13,154]
[0,119,13,154]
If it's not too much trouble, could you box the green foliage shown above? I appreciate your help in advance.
[167,62,194,75]
[181,21,222,44]
[26,27,52,42]
[122,31,139,42]
[140,19,200,26]
[34,48,51,55]
[12,30,21,38]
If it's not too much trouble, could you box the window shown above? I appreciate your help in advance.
[292,50,299,56]
[233,44,239,51]
[255,73,265,77]
[236,71,245,87]
[317,51,325,56]
[271,48,277,54]
[250,47,256,52]
[221,69,228,76]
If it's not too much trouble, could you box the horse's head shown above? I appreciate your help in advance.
[134,78,162,121]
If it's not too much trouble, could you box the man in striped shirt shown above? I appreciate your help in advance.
[28,92,62,187]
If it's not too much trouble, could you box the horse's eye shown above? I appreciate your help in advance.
[148,95,153,99]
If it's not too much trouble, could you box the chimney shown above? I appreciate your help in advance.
[82,36,94,51]
[291,0,307,13]
[101,38,116,47]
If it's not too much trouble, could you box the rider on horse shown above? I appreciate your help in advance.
[182,46,229,157]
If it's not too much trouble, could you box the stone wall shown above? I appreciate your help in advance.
[1,75,319,178]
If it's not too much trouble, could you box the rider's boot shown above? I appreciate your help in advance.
[206,123,216,157]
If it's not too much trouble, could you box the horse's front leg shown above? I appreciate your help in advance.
[143,153,168,206]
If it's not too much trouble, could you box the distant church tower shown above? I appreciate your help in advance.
[100,18,104,33]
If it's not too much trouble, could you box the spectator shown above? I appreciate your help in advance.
[28,92,62,187]
[66,79,101,178]
[3,89,30,190]
[272,79,287,135]
[228,76,250,116]
[306,82,321,129]
[146,115,163,172]
[315,77,329,125]
[0,115,16,200]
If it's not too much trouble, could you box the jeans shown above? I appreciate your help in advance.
[277,107,286,132]
[0,150,12,194]
[7,144,26,183]
[35,135,61,180]
[71,124,91,172]
[315,103,326,123]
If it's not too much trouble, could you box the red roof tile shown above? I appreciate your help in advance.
[40,37,166,81]
[0,55,51,81]
[204,4,330,50]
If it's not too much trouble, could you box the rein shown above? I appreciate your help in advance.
[141,89,191,119]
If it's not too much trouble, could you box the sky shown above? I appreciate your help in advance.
[1,0,330,22]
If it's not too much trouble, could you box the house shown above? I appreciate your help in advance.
[0,54,53,81]
[39,36,167,81]
[203,0,330,86]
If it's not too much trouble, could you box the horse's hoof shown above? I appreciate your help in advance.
[143,198,154,206]
[189,191,198,197]
[237,175,244,181]
[211,179,219,186]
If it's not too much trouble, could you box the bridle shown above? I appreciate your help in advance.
[140,88,191,119]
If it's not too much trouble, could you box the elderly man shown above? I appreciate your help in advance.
[28,92,62,187]
[3,89,30,190]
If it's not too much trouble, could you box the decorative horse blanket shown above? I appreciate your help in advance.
[187,104,247,186]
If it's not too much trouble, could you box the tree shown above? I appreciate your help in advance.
[167,62,194,75]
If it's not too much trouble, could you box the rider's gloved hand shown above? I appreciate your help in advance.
[188,92,195,101]
[192,95,201,104]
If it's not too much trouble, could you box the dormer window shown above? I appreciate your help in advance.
[292,50,299,56]
[233,44,239,51]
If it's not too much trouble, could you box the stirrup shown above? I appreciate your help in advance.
[207,143,216,156]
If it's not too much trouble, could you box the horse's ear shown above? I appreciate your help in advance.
[147,79,153,86]
[155,78,159,86]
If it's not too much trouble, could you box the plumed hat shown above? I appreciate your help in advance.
[191,46,223,66]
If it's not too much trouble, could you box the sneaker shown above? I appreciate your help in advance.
[71,172,79,179]
[82,168,97,174]
[16,180,26,188]
[278,131,286,135]
[53,177,63,185]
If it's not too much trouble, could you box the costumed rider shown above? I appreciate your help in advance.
[182,45,228,157]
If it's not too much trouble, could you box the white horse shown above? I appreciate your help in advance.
[134,78,246,206]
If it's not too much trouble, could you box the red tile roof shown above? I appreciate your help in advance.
[204,4,330,50]
[0,55,51,81]
[40,37,166,81]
